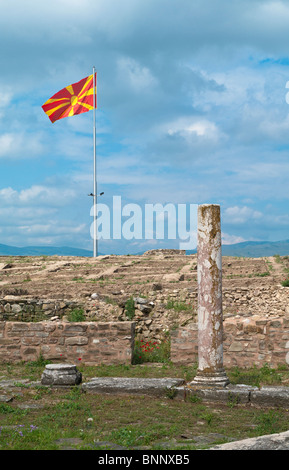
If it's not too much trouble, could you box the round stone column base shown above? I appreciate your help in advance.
[41,364,82,386]
[189,369,230,389]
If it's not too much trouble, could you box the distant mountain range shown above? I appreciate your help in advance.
[223,239,289,257]
[187,239,289,257]
[0,239,289,258]
[0,243,94,257]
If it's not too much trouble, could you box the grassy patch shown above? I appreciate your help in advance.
[254,409,284,435]
[2,389,288,450]
[67,308,86,322]
[226,272,270,279]
[228,363,284,387]
[281,277,289,287]
[71,277,85,283]
[1,361,289,450]
[104,296,117,306]
[166,299,192,312]
[251,272,270,277]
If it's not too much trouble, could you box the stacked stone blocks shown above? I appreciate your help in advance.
[171,316,289,368]
[0,321,135,365]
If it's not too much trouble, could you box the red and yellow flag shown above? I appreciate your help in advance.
[42,73,97,123]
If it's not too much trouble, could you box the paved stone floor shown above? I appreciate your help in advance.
[1,375,289,450]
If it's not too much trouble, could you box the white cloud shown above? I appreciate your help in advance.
[0,207,57,220]
[193,67,267,110]
[117,57,158,92]
[0,187,18,201]
[221,232,246,245]
[0,184,77,210]
[166,117,222,140]
[224,206,263,224]
[19,185,76,206]
[19,222,86,236]
[0,182,89,248]
[0,132,44,159]
[0,90,13,109]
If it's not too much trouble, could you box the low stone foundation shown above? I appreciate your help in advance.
[171,316,289,368]
[0,321,135,366]
[2,314,289,369]
[0,297,82,322]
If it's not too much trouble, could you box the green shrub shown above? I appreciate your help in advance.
[281,277,289,287]
[67,308,86,322]
[124,296,135,320]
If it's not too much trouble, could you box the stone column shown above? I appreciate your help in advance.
[190,204,229,388]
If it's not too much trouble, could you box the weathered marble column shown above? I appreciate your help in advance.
[190,204,229,388]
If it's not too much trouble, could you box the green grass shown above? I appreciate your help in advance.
[254,410,283,435]
[104,296,117,306]
[281,277,289,287]
[226,272,270,279]
[251,272,270,277]
[166,299,192,312]
[67,308,86,322]
[1,361,289,450]
[228,363,285,388]
[71,277,85,283]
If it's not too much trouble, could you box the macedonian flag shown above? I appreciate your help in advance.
[42,73,97,123]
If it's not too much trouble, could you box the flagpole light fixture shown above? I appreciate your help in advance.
[88,192,104,197]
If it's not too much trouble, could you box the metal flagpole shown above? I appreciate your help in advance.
[93,67,97,257]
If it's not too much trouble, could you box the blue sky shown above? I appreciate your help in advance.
[1,0,289,254]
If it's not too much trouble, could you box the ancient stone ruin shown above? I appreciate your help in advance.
[41,363,82,386]
[0,205,289,369]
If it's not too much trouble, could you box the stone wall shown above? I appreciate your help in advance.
[171,316,289,369]
[0,321,135,366]
[0,297,82,322]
